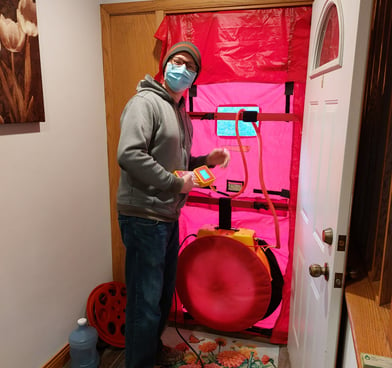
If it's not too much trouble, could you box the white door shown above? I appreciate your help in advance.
[288,0,373,367]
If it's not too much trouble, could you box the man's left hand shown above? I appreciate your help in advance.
[206,148,230,168]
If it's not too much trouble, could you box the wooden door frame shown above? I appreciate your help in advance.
[100,0,313,282]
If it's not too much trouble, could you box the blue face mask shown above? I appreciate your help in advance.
[164,63,196,93]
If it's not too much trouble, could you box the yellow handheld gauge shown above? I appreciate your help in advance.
[173,170,191,178]
[174,165,215,188]
[193,165,216,187]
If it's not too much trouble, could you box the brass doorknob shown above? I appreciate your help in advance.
[322,227,333,245]
[309,263,329,281]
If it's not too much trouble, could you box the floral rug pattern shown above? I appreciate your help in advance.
[162,327,279,368]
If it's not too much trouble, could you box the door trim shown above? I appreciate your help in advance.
[100,0,314,282]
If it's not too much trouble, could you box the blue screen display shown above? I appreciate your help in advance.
[216,106,259,137]
[199,169,210,180]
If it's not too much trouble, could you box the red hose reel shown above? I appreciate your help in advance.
[86,281,126,347]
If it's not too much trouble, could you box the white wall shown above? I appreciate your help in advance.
[0,1,113,366]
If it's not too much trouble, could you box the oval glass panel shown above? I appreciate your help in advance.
[311,0,343,78]
[318,4,339,67]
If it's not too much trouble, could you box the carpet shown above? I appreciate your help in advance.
[161,326,280,368]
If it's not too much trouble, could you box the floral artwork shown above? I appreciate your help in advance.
[0,0,45,123]
[162,329,279,368]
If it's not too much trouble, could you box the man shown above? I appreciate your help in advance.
[117,41,230,368]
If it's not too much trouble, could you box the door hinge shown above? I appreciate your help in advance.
[334,273,343,288]
[337,235,346,251]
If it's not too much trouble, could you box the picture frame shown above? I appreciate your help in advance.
[0,0,45,124]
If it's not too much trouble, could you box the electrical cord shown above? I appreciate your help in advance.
[178,232,197,252]
[172,232,205,367]
[173,292,205,367]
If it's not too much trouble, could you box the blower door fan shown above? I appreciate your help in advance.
[176,235,272,331]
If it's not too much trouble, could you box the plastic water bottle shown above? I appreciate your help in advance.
[69,318,99,368]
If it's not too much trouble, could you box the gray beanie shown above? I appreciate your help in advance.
[162,41,201,79]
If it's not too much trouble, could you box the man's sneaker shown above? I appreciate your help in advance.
[155,345,184,366]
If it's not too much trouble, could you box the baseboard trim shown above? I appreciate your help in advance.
[42,344,70,368]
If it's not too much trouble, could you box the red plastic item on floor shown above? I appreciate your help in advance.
[86,281,126,348]
[176,235,272,332]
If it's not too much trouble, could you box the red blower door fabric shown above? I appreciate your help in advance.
[155,8,312,85]
[176,236,272,332]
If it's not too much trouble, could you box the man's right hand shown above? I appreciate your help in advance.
[180,173,195,193]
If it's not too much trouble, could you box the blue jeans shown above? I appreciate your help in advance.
[118,214,180,368]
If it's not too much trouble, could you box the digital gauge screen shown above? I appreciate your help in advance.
[194,165,216,187]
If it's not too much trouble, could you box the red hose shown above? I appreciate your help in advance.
[231,109,281,248]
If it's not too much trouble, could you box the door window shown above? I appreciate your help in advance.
[311,0,343,78]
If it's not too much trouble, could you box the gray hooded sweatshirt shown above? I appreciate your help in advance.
[117,74,207,222]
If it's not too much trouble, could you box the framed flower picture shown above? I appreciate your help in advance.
[0,0,45,123]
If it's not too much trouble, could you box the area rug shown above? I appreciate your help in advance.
[161,326,280,368]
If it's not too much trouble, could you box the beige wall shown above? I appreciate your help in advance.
[0,0,113,366]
